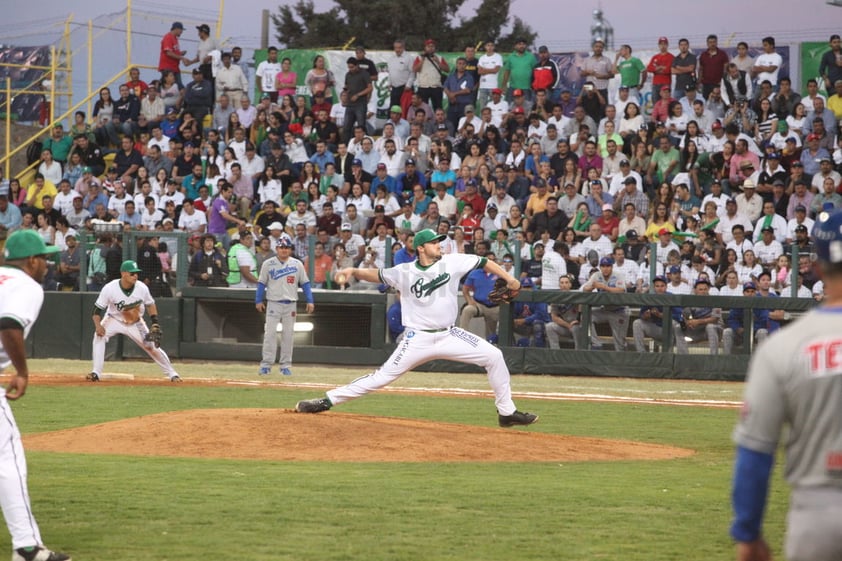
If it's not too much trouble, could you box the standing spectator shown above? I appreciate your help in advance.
[113,84,141,139]
[190,24,221,96]
[532,46,560,99]
[698,34,729,99]
[158,21,189,88]
[647,37,675,93]
[189,234,229,286]
[443,58,475,130]
[275,57,298,100]
[752,37,783,88]
[256,46,282,103]
[581,40,613,101]
[477,40,503,109]
[413,39,449,111]
[231,46,250,85]
[501,38,536,104]
[614,45,646,100]
[216,52,248,108]
[671,38,697,100]
[42,124,72,165]
[256,237,315,376]
[343,57,373,144]
[819,33,842,92]
[387,40,413,110]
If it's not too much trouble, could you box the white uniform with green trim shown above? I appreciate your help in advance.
[0,266,48,548]
[326,254,519,415]
[91,279,179,380]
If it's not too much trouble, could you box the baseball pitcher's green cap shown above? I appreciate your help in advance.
[3,230,60,260]
[120,260,142,273]
[413,229,447,250]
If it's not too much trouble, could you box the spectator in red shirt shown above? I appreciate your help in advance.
[698,34,729,99]
[646,37,674,90]
[158,22,190,89]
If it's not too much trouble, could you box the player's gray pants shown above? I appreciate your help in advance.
[326,326,518,415]
[546,322,581,349]
[722,328,769,354]
[785,487,842,561]
[261,301,297,369]
[673,323,720,355]
[590,307,629,351]
[0,391,42,549]
[632,319,679,353]
[458,302,500,338]
[92,316,178,378]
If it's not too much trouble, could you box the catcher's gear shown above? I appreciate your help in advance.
[488,278,520,304]
[146,323,163,348]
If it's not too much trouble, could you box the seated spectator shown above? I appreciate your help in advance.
[545,274,582,349]
[583,257,629,351]
[633,275,682,352]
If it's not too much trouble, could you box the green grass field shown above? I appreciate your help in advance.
[2,359,787,561]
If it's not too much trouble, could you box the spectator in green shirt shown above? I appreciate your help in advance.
[613,44,646,100]
[502,39,537,104]
[648,136,680,186]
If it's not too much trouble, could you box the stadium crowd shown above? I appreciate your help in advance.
[1,23,841,351]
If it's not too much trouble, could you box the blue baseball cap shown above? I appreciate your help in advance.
[599,257,614,266]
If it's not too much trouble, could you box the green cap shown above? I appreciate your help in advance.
[120,260,142,273]
[82,166,92,173]
[390,105,402,113]
[3,230,60,260]
[413,229,447,250]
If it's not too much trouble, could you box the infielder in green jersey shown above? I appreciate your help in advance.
[296,229,538,428]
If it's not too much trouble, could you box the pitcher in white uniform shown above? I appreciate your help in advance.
[0,230,72,561]
[296,228,538,428]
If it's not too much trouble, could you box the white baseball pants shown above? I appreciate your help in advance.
[0,391,42,549]
[91,316,179,379]
[327,327,518,415]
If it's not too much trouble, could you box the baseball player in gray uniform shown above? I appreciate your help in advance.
[730,208,842,561]
[0,230,72,561]
[295,228,538,427]
[256,236,314,376]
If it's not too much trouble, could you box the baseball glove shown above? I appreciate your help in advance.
[488,278,520,304]
[146,323,163,348]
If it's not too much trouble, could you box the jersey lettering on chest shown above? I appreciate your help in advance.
[410,272,451,299]
[115,298,143,312]
[269,265,297,280]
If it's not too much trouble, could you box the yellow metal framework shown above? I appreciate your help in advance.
[1,0,226,180]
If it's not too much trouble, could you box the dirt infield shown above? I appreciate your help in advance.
[24,408,694,463]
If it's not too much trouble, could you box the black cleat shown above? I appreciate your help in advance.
[86,372,100,382]
[498,410,539,427]
[295,397,332,413]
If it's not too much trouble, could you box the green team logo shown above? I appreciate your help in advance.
[410,273,451,298]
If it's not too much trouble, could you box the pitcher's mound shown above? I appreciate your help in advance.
[24,409,694,462]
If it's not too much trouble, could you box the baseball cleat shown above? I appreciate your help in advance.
[258,366,271,376]
[170,375,182,383]
[280,367,293,376]
[86,372,100,382]
[498,410,539,428]
[13,545,72,561]
[295,397,332,413]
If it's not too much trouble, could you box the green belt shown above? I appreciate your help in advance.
[420,327,451,333]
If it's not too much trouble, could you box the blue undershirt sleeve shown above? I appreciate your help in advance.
[301,282,314,304]
[256,282,266,305]
[730,445,775,543]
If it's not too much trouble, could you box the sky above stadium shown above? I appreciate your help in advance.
[7,0,842,52]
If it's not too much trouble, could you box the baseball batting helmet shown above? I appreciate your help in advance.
[812,208,842,263]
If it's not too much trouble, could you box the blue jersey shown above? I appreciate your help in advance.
[464,269,498,307]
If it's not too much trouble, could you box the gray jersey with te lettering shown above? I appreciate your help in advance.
[258,256,310,301]
[734,307,842,488]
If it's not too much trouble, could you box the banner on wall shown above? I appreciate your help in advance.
[256,45,790,120]
[0,45,50,122]
[800,41,832,96]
